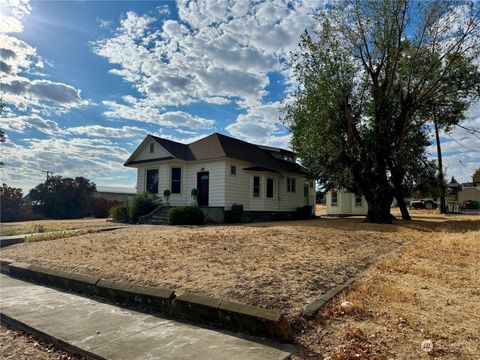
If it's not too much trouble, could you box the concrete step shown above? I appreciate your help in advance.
[149,220,168,225]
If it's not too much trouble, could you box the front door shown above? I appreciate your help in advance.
[197,171,209,206]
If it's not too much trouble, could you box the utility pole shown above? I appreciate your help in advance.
[433,113,446,214]
[42,170,54,180]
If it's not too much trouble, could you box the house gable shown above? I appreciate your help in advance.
[124,135,174,166]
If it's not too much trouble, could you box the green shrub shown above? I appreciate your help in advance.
[128,192,160,223]
[296,205,313,220]
[168,206,205,225]
[225,203,244,223]
[110,205,129,223]
[91,197,123,218]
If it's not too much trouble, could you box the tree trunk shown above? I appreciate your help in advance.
[394,192,411,220]
[364,189,395,224]
[434,115,446,214]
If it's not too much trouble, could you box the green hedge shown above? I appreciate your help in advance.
[168,206,205,225]
[110,205,129,223]
[128,192,160,223]
[225,203,244,223]
[296,205,313,220]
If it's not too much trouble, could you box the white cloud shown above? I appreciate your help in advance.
[103,98,215,129]
[91,1,322,110]
[1,114,61,135]
[1,137,133,192]
[226,101,291,148]
[67,125,148,138]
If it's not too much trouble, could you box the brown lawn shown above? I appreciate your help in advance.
[1,212,479,359]
[0,218,109,236]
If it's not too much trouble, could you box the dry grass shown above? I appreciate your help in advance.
[0,218,416,320]
[1,213,479,359]
[0,218,109,236]
[0,325,77,360]
[293,228,480,359]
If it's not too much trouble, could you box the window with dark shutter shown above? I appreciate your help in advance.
[171,167,181,194]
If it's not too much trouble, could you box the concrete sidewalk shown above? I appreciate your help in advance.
[0,274,294,359]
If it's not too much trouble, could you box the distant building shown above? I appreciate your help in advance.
[94,186,136,202]
[325,190,368,216]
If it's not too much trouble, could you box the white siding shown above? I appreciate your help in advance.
[133,156,311,212]
[224,159,310,211]
[134,159,226,207]
[134,140,171,161]
[326,190,368,215]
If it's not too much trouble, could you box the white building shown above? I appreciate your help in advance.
[326,190,368,216]
[125,133,316,222]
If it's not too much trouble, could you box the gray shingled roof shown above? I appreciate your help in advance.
[126,133,304,174]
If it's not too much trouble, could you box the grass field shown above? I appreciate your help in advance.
[1,211,479,359]
[0,218,109,236]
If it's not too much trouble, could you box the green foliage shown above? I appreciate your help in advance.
[110,205,129,223]
[28,176,96,219]
[168,206,204,225]
[473,168,480,185]
[0,183,39,222]
[191,188,198,196]
[128,192,160,223]
[283,0,480,223]
[91,197,123,218]
[163,189,171,197]
[225,203,244,223]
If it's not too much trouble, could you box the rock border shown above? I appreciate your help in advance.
[0,259,289,341]
[302,276,359,318]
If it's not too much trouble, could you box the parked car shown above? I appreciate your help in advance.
[460,200,479,210]
[409,198,438,210]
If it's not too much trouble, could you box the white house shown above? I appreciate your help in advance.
[124,133,316,222]
[326,190,368,216]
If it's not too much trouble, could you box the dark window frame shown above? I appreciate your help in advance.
[146,169,159,194]
[171,167,182,194]
[355,194,363,207]
[230,165,237,176]
[331,191,338,206]
[266,178,274,198]
[287,177,296,193]
[253,176,260,198]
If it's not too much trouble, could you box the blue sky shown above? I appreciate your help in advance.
[1,0,479,192]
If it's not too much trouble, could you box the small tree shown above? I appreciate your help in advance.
[0,184,26,221]
[473,168,480,186]
[29,176,96,219]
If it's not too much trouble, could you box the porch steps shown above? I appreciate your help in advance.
[145,206,170,225]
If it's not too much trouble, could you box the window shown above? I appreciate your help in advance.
[146,169,158,194]
[355,194,363,207]
[230,165,237,175]
[149,142,154,153]
[267,178,274,198]
[331,191,338,206]
[253,176,260,197]
[304,184,308,197]
[171,167,181,194]
[287,177,296,192]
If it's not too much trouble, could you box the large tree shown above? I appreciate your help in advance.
[29,176,96,219]
[284,0,480,223]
